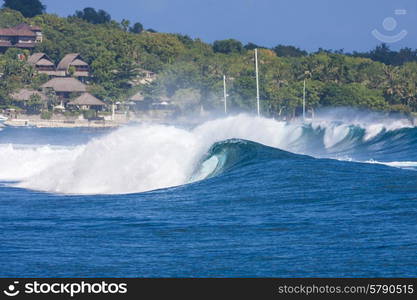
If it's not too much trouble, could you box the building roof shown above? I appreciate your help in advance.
[0,23,41,38]
[28,53,54,66]
[0,27,36,37]
[28,53,45,64]
[36,58,55,66]
[0,41,11,47]
[71,59,89,66]
[10,89,47,101]
[14,23,42,32]
[57,54,88,71]
[68,93,106,106]
[41,77,87,93]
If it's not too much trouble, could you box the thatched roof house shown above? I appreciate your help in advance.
[57,53,90,77]
[0,27,35,37]
[10,89,47,101]
[68,93,106,110]
[41,77,87,94]
[27,53,56,75]
[28,53,49,65]
[0,23,42,49]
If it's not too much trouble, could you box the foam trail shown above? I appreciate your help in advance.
[366,160,417,170]
[0,113,414,195]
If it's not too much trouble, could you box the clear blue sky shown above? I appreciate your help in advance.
[41,0,417,52]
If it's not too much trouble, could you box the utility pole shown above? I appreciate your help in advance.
[112,102,115,121]
[303,78,306,121]
[223,75,227,114]
[255,48,260,117]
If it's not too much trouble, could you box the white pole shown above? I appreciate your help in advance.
[255,48,260,117]
[303,78,306,121]
[112,103,115,121]
[223,75,227,114]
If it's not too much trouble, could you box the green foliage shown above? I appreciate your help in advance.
[40,110,52,119]
[3,0,45,18]
[25,93,43,113]
[213,39,243,54]
[273,45,307,57]
[321,83,387,110]
[159,62,202,96]
[389,104,411,114]
[244,43,266,51]
[353,44,417,66]
[0,10,416,117]
[120,19,130,32]
[68,65,76,77]
[0,47,44,106]
[74,7,111,24]
[171,88,201,113]
[83,109,96,120]
[129,22,143,34]
[0,8,24,27]
[138,33,186,63]
[267,80,324,116]
[64,110,80,117]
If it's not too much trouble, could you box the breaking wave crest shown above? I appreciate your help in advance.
[0,114,416,195]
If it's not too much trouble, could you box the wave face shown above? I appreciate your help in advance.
[0,113,416,195]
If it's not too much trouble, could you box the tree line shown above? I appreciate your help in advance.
[0,0,416,117]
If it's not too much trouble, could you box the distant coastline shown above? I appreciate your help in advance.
[0,6,417,123]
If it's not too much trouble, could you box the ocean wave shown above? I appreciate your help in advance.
[0,114,415,195]
[191,138,308,182]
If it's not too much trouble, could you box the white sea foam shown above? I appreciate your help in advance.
[365,159,417,170]
[0,114,414,195]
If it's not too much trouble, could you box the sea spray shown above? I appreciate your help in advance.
[0,144,82,181]
[14,115,300,194]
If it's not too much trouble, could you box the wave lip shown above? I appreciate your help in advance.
[191,139,262,182]
[193,138,306,179]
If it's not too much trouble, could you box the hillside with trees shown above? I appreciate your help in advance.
[0,1,417,118]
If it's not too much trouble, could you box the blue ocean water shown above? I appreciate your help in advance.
[1,114,417,277]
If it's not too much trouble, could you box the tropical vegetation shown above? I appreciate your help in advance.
[1,0,417,118]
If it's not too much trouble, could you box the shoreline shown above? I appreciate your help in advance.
[3,118,127,128]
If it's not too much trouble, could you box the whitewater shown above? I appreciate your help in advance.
[0,112,416,195]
